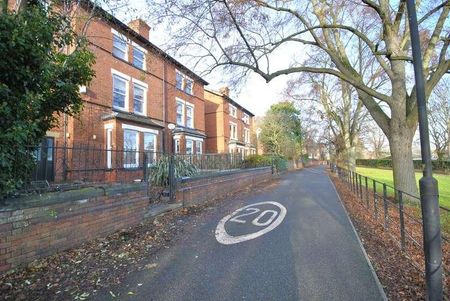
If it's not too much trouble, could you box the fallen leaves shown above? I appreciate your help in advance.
[0,207,195,301]
[329,172,450,300]
[145,263,158,269]
[0,176,281,301]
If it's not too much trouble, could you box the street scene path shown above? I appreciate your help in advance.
[94,166,386,301]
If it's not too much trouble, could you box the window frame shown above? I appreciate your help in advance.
[186,139,194,155]
[111,29,128,61]
[196,141,203,154]
[144,132,157,162]
[185,104,194,128]
[184,78,194,95]
[174,139,181,154]
[123,129,139,168]
[112,71,130,111]
[229,122,237,140]
[176,100,185,126]
[243,113,250,124]
[131,42,147,70]
[229,104,237,118]
[132,79,148,116]
[175,69,194,95]
[244,128,250,143]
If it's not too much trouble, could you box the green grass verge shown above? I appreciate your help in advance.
[356,166,450,209]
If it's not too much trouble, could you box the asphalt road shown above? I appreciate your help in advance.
[95,166,386,301]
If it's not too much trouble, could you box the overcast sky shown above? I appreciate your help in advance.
[108,0,290,117]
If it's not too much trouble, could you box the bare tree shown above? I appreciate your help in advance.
[286,73,368,171]
[429,77,450,161]
[145,0,450,196]
[362,122,388,159]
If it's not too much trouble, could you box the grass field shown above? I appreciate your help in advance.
[356,167,450,209]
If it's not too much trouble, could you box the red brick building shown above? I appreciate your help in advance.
[44,2,208,156]
[204,87,256,156]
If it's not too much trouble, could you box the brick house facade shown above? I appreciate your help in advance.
[45,2,208,160]
[204,88,256,156]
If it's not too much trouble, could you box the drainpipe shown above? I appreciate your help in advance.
[162,60,167,153]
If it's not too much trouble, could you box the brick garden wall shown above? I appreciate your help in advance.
[0,183,149,273]
[0,167,273,274]
[178,167,272,206]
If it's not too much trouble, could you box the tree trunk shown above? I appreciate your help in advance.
[344,146,356,171]
[389,131,419,197]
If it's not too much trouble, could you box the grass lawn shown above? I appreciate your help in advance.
[356,166,450,209]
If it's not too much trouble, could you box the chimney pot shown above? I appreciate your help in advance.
[219,86,230,97]
[127,19,151,40]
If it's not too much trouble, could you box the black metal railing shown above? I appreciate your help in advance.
[329,163,449,295]
[18,144,271,197]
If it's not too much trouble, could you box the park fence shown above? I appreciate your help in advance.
[329,163,449,296]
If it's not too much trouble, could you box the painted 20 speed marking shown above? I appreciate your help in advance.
[215,201,287,245]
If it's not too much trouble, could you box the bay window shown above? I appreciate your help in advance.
[196,141,203,154]
[186,139,194,155]
[124,129,139,168]
[144,132,156,162]
[174,139,180,154]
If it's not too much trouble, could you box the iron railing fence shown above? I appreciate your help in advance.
[174,152,246,175]
[26,144,163,189]
[329,163,449,296]
[15,144,270,196]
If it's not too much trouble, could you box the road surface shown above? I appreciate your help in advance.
[95,166,385,301]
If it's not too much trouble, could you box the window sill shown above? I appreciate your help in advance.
[132,64,146,71]
[133,111,147,117]
[112,107,129,113]
[112,53,128,63]
[176,87,194,96]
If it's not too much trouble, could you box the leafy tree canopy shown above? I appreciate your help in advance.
[260,101,303,159]
[0,2,95,196]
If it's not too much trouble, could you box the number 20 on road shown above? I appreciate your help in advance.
[215,201,287,245]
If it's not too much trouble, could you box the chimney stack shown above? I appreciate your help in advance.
[127,19,151,40]
[219,86,230,97]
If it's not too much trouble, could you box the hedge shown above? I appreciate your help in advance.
[356,159,450,172]
[242,154,288,172]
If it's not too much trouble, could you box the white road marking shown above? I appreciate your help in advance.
[215,201,287,245]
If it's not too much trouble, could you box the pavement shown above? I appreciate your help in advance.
[94,166,386,301]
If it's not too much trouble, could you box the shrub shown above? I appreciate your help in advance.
[241,154,272,168]
[149,156,198,186]
[242,154,289,172]
[356,159,450,172]
[0,4,95,197]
